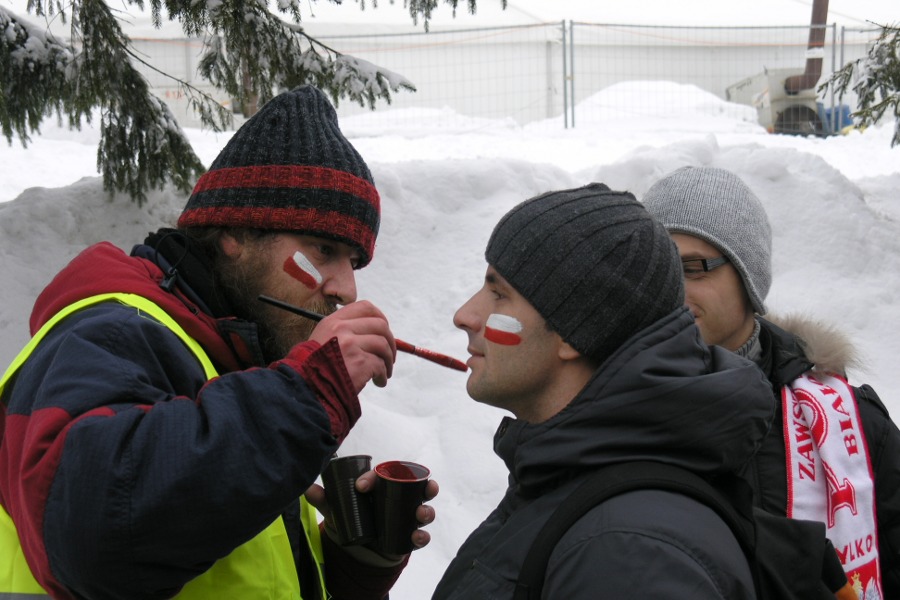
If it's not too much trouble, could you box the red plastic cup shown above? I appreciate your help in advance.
[373,460,431,555]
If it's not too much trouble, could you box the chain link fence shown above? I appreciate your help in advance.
[133,21,884,133]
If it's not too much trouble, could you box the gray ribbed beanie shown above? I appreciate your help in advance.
[641,167,772,314]
[485,182,685,364]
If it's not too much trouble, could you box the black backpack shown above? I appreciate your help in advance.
[513,461,841,600]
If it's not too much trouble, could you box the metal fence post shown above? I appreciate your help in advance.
[569,20,576,128]
[838,25,847,130]
[562,20,569,129]
[829,23,837,133]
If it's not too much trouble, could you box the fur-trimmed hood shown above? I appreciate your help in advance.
[762,313,861,378]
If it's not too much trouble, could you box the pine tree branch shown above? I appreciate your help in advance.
[820,22,900,147]
[196,2,415,111]
[0,6,75,145]
[4,0,502,203]
[121,44,232,132]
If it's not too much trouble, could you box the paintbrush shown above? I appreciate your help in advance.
[258,295,468,372]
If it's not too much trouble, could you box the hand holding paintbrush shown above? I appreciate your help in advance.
[259,295,468,372]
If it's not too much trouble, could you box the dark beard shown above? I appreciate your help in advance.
[256,307,320,364]
[214,248,334,363]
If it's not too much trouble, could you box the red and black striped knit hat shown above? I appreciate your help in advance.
[178,85,380,267]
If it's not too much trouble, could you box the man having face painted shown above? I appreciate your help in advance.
[0,86,436,600]
[433,183,776,599]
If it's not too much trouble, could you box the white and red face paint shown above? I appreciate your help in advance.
[283,251,323,290]
[484,313,523,346]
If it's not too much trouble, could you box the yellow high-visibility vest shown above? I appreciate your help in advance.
[0,293,327,599]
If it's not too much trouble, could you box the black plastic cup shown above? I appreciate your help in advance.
[322,455,377,546]
[373,460,431,555]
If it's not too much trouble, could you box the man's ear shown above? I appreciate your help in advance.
[219,231,243,259]
[557,339,599,382]
[557,339,583,362]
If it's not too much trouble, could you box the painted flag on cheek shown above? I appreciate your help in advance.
[283,251,323,289]
[485,313,523,346]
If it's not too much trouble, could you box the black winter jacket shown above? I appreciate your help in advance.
[432,308,774,600]
[752,316,900,598]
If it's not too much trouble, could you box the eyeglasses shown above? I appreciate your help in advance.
[682,256,729,279]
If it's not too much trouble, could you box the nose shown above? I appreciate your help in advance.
[453,294,481,333]
[321,259,358,305]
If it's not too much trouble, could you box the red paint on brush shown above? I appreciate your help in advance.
[283,251,322,289]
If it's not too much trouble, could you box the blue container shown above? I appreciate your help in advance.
[821,104,853,133]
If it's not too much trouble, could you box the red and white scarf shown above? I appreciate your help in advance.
[783,373,882,599]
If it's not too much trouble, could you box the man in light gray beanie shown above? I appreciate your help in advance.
[641,166,771,315]
[642,165,900,598]
[433,182,776,599]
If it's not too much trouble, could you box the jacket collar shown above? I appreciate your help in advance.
[757,317,814,386]
[31,237,266,373]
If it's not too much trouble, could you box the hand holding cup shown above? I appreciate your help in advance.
[319,456,437,556]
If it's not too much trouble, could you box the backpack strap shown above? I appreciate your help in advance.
[513,461,757,600]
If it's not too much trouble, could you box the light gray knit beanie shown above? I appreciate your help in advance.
[485,182,685,364]
[641,166,772,315]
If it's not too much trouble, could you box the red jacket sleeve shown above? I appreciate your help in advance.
[275,337,361,444]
